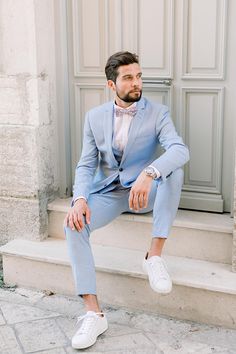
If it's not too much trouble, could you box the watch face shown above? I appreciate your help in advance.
[145,167,154,175]
[145,167,156,178]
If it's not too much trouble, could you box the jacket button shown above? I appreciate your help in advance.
[119,168,123,172]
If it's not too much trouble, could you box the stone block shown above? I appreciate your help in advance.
[0,287,44,306]
[0,300,60,324]
[37,124,59,193]
[0,75,40,126]
[82,332,156,353]
[38,294,84,317]
[0,77,22,124]
[0,197,48,244]
[39,348,66,354]
[0,0,37,74]
[0,125,38,197]
[15,318,68,352]
[185,325,236,351]
[0,325,22,354]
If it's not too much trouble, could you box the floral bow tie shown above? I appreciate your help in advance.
[115,106,137,117]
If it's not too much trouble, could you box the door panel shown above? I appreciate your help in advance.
[138,0,174,77]
[182,0,227,79]
[67,0,234,212]
[181,88,224,212]
[72,0,107,76]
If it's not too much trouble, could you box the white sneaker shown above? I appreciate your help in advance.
[143,253,172,294]
[72,311,108,349]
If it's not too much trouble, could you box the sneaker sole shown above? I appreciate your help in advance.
[72,323,108,349]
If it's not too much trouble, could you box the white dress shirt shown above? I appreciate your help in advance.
[113,102,136,152]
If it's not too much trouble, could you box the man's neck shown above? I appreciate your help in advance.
[114,98,136,109]
[115,96,135,108]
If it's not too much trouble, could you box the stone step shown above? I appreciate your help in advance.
[48,198,233,264]
[0,238,236,328]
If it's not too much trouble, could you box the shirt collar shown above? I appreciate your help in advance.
[113,102,137,111]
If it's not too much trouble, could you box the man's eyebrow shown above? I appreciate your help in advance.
[122,74,133,78]
[122,72,142,78]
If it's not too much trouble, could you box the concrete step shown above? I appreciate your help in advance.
[48,198,233,264]
[1,238,236,328]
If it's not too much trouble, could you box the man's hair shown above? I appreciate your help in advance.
[105,51,139,83]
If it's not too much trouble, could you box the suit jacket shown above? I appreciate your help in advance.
[72,97,190,202]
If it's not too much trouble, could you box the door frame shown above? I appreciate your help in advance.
[54,0,72,198]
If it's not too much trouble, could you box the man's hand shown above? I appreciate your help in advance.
[129,171,153,211]
[63,199,91,232]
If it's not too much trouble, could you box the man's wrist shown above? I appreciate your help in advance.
[73,197,87,206]
[144,166,157,179]
[144,165,161,180]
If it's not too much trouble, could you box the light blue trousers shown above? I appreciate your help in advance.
[64,168,183,296]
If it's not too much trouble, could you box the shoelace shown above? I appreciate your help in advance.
[115,107,137,117]
[149,259,169,280]
[76,312,104,335]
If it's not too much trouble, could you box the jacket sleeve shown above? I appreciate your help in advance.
[72,113,98,204]
[151,107,190,182]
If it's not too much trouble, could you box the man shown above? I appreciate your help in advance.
[64,51,189,350]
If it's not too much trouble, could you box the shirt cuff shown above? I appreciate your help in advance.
[148,165,161,180]
[72,196,87,206]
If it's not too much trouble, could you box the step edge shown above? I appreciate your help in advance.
[1,241,236,296]
[48,199,233,234]
[49,210,233,234]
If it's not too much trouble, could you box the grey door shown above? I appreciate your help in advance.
[66,0,235,212]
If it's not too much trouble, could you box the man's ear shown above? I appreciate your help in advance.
[107,80,116,91]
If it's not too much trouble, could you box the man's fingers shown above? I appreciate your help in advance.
[68,214,75,230]
[73,212,83,231]
[130,191,148,211]
[129,190,134,209]
[143,193,148,208]
[85,207,91,225]
[133,193,139,211]
[138,193,145,209]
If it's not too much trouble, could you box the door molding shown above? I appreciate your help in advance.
[54,0,72,198]
[182,0,228,80]
[180,87,224,212]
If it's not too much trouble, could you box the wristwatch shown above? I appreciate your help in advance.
[144,166,157,179]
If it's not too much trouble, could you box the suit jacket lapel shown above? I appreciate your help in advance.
[103,102,118,166]
[121,98,146,164]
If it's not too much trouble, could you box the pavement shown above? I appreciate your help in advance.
[0,282,236,354]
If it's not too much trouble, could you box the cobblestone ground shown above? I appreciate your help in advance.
[0,283,236,353]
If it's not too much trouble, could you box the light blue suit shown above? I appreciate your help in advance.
[65,97,189,296]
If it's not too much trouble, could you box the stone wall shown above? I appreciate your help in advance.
[0,0,59,245]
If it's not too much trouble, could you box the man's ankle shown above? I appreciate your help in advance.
[148,251,162,258]
[146,251,162,259]
[82,294,102,315]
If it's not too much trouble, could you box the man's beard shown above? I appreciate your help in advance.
[116,89,142,103]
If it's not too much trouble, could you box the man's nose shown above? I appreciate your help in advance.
[133,78,140,86]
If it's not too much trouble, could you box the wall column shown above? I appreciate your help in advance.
[0,0,59,244]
